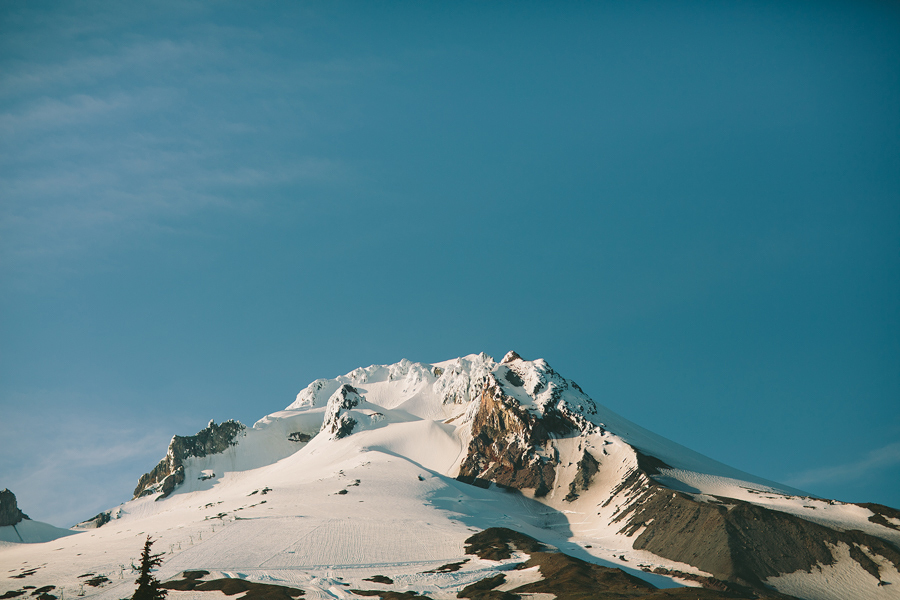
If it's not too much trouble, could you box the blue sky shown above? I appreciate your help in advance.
[1,1,898,527]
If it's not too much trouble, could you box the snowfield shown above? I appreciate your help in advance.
[2,353,898,600]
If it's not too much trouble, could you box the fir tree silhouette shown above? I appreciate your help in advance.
[133,536,167,600]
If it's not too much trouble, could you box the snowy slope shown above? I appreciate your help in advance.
[2,352,898,600]
[0,520,77,544]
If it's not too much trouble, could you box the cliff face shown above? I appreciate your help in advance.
[133,420,246,499]
[457,371,578,497]
[0,489,29,526]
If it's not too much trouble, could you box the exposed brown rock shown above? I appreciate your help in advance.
[565,450,600,501]
[457,376,572,496]
[464,527,548,560]
[461,528,780,600]
[501,351,523,364]
[456,574,515,600]
[162,571,303,600]
[857,502,900,532]
[421,560,468,574]
[511,551,657,600]
[616,485,900,590]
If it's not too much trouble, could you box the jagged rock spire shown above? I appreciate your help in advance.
[501,351,522,364]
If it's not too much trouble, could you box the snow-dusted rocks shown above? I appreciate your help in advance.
[4,352,900,600]
[0,490,76,544]
[133,420,246,499]
[321,384,367,439]
[433,352,495,405]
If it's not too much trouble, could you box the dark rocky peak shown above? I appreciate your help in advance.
[0,489,29,526]
[331,384,361,410]
[76,510,112,530]
[501,351,523,364]
[133,419,246,500]
[321,384,365,439]
[170,419,246,460]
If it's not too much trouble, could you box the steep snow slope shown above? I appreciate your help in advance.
[2,352,898,600]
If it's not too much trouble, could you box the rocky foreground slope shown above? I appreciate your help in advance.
[2,352,899,600]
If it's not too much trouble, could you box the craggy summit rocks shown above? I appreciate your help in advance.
[133,419,245,499]
[456,353,597,497]
[457,374,570,496]
[321,384,365,439]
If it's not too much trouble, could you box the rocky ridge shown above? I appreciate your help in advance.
[133,420,246,500]
[0,489,29,527]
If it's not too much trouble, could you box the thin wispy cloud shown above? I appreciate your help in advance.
[0,92,152,132]
[0,11,376,282]
[1,153,346,265]
[0,40,207,98]
[0,401,180,527]
[785,442,900,488]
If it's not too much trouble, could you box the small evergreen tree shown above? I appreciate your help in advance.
[133,536,167,600]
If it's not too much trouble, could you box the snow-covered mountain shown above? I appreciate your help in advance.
[2,352,899,600]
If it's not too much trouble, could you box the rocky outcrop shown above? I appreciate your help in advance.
[599,454,900,594]
[858,502,900,532]
[617,487,900,590]
[564,450,600,501]
[461,527,781,599]
[162,571,303,599]
[76,510,112,529]
[457,374,575,496]
[500,350,523,364]
[134,420,245,499]
[321,384,364,439]
[0,489,29,526]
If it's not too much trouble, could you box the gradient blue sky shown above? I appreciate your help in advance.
[1,1,898,527]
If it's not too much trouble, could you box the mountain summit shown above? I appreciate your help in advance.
[2,353,898,600]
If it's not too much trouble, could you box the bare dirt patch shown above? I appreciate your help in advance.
[421,560,468,574]
[162,571,303,600]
